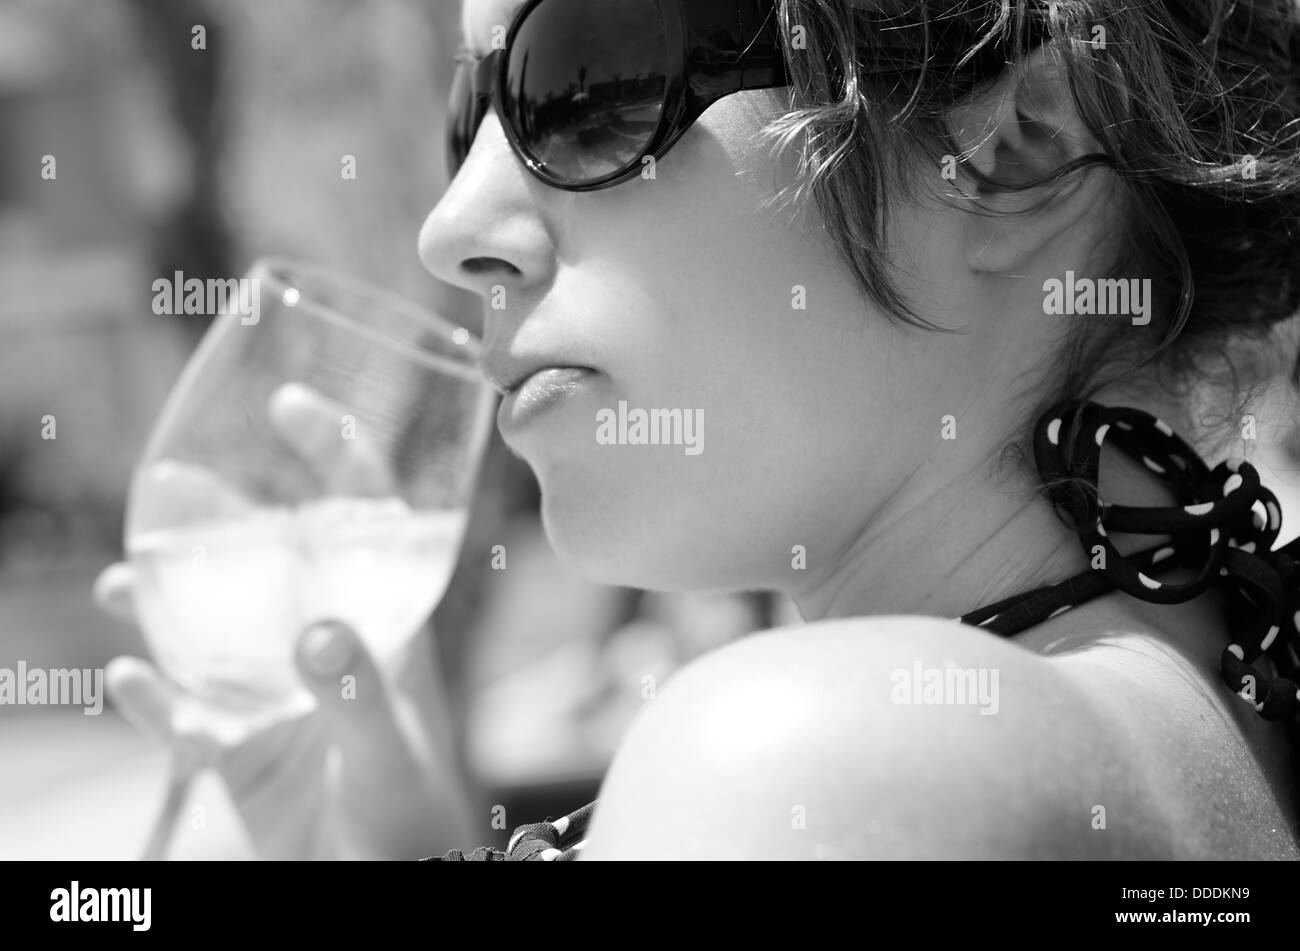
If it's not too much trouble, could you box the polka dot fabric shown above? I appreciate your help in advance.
[428,802,594,862]
[429,400,1300,860]
[965,400,1300,720]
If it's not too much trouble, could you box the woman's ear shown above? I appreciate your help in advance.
[945,44,1114,274]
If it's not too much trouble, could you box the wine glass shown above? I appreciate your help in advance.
[124,258,494,859]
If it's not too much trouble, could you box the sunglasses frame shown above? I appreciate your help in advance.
[449,0,790,192]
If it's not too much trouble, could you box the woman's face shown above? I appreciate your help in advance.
[420,0,1040,596]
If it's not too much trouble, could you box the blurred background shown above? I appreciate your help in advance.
[0,0,798,859]
[3,0,1299,862]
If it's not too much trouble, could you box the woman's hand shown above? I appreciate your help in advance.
[97,384,476,860]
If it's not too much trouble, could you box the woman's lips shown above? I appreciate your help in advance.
[501,366,596,427]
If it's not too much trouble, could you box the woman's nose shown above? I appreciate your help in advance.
[418,112,557,302]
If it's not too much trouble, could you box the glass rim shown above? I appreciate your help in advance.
[250,256,486,383]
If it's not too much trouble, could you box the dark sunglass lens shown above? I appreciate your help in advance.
[506,0,668,183]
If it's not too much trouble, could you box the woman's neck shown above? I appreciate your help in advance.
[791,384,1239,625]
[791,451,1085,622]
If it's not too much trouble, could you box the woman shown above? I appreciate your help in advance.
[107,0,1300,859]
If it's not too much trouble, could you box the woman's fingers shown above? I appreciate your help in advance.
[267,383,395,496]
[129,459,254,529]
[105,656,332,860]
[292,622,430,825]
[103,656,185,746]
[94,562,138,623]
[294,620,422,784]
[104,657,223,770]
[208,618,431,861]
[106,623,435,859]
[213,710,332,860]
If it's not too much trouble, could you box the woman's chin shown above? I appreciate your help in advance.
[537,490,711,592]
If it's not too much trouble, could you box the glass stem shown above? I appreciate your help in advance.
[140,755,201,861]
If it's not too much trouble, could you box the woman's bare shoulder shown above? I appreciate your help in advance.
[1033,627,1300,859]
[581,614,1241,859]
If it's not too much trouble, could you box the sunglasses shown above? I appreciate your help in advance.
[448,0,790,192]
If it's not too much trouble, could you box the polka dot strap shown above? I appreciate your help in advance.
[961,400,1300,722]
[427,801,595,862]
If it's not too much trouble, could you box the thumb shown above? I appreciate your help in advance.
[293,621,425,789]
